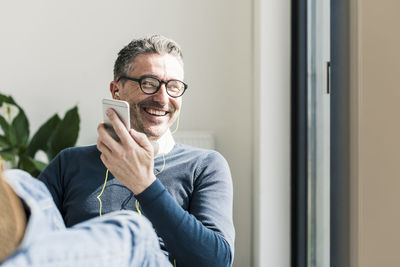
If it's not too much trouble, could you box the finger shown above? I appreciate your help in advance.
[129,129,153,153]
[97,124,127,168]
[97,122,121,153]
[100,153,110,169]
[106,109,133,145]
[97,139,112,154]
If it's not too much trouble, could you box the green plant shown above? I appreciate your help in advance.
[0,93,80,177]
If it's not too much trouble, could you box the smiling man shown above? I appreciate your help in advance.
[39,35,235,267]
[113,53,184,139]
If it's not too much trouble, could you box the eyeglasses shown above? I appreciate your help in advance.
[117,75,188,98]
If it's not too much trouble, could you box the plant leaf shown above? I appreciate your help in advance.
[0,147,18,162]
[18,155,47,177]
[11,107,29,145]
[0,95,24,145]
[31,158,47,172]
[0,94,21,140]
[48,106,80,159]
[0,115,10,138]
[0,93,17,106]
[0,93,6,105]
[27,114,61,158]
[18,155,36,175]
[0,135,9,148]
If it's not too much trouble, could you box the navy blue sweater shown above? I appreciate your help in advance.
[39,144,235,267]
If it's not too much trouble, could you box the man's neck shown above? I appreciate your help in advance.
[150,129,175,156]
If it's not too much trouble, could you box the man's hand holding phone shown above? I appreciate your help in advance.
[97,99,156,195]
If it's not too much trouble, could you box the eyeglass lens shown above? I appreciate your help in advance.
[141,77,185,97]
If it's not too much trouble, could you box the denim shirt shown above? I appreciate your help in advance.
[1,170,171,267]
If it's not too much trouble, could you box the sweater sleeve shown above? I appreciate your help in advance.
[135,151,234,267]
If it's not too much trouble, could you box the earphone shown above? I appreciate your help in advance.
[114,91,120,98]
[97,111,180,267]
[97,111,180,214]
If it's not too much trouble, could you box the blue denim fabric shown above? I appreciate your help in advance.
[1,169,171,267]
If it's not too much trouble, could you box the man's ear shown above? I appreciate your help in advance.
[110,81,120,99]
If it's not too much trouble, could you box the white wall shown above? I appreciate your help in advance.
[0,0,253,266]
[253,0,291,266]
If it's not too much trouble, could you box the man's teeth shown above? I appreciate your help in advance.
[146,108,166,116]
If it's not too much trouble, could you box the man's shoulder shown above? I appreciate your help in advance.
[172,143,219,157]
[171,143,232,190]
[55,144,100,164]
[172,143,228,166]
[59,144,99,156]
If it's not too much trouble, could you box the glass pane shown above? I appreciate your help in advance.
[307,0,330,266]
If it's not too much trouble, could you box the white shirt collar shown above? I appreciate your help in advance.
[150,129,175,157]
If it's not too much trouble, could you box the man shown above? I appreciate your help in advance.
[0,163,171,266]
[39,35,235,267]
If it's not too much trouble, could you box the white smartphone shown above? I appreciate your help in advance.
[102,98,130,141]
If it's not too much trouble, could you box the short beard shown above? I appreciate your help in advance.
[128,100,175,140]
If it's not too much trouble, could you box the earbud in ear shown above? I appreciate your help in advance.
[114,91,120,97]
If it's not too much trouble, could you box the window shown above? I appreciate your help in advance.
[292,0,330,266]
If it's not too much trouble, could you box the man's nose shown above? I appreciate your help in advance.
[152,84,169,105]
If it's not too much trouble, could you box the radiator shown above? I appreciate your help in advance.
[173,131,215,150]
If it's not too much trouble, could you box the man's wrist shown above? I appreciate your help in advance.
[131,174,156,195]
[134,179,166,208]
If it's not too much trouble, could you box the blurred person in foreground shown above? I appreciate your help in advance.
[0,159,171,267]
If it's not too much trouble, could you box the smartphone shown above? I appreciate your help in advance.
[102,98,130,141]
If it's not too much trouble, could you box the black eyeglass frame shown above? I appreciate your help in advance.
[117,75,188,98]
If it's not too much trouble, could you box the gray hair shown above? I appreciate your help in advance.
[113,35,184,81]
